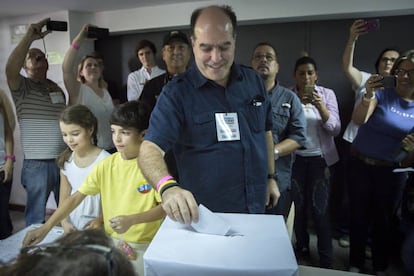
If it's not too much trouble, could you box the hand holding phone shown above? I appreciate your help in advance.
[87,27,109,39]
[379,76,396,88]
[46,20,68,32]
[365,19,380,32]
[302,85,315,104]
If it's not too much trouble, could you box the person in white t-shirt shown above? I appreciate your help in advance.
[56,104,110,233]
[127,39,165,101]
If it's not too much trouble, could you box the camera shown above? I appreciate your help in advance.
[365,19,380,32]
[304,85,315,99]
[87,27,109,39]
[380,76,396,88]
[46,20,68,32]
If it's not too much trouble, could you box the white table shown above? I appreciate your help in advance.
[144,214,298,276]
[0,224,63,264]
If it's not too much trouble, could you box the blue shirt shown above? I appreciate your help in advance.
[353,88,414,162]
[269,83,306,192]
[145,63,272,213]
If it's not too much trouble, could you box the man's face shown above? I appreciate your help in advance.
[162,40,191,73]
[24,48,48,77]
[251,45,279,81]
[191,10,235,86]
[138,47,156,69]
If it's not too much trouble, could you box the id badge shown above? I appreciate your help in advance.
[49,91,65,104]
[215,113,240,141]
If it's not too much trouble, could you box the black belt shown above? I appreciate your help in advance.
[354,151,397,167]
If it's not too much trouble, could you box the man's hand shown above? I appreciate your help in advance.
[27,18,52,41]
[266,179,280,209]
[22,226,49,247]
[161,186,199,224]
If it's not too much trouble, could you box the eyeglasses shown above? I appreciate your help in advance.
[381,57,397,64]
[253,54,276,62]
[394,68,414,78]
[21,243,115,276]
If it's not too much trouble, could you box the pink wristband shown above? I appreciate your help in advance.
[4,155,15,162]
[156,175,174,191]
[71,43,80,50]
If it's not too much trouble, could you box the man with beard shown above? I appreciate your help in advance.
[251,42,306,218]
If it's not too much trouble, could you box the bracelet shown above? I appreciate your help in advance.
[71,43,80,50]
[156,175,174,191]
[160,182,180,197]
[5,155,15,162]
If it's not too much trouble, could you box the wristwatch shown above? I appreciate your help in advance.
[274,148,280,160]
[267,173,279,182]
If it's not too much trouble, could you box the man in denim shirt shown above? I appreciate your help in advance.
[251,42,306,218]
[138,5,280,224]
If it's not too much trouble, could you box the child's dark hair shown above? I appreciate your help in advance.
[56,105,98,169]
[4,230,135,276]
[109,100,151,132]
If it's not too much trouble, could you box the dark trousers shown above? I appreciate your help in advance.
[349,157,406,272]
[0,177,13,239]
[291,155,333,268]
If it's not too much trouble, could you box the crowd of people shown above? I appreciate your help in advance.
[0,4,413,276]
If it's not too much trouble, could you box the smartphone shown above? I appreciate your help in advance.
[304,85,315,98]
[365,19,380,32]
[87,27,109,39]
[46,20,68,32]
[380,76,396,88]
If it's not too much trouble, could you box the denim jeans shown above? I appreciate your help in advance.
[22,159,60,226]
[349,157,406,272]
[291,155,333,268]
[0,177,13,239]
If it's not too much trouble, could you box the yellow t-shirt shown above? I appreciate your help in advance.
[78,152,162,243]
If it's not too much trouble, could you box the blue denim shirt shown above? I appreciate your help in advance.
[145,63,272,213]
[269,83,307,192]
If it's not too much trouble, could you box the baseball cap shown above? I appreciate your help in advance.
[162,30,189,47]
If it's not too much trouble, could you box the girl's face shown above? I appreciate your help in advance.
[111,125,144,160]
[80,57,101,83]
[294,63,318,92]
[60,122,94,152]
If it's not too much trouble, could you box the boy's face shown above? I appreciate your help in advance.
[111,125,143,160]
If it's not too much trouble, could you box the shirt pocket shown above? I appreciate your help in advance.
[272,107,290,134]
[185,112,217,147]
[245,104,266,133]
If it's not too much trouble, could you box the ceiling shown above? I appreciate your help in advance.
[0,0,198,18]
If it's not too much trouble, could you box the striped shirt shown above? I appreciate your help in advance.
[11,77,66,159]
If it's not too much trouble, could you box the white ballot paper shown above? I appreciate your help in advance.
[190,204,232,236]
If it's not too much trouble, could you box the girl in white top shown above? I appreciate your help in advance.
[57,105,110,232]
[62,24,114,151]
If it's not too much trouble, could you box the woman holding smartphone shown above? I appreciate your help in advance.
[349,50,414,275]
[290,56,341,269]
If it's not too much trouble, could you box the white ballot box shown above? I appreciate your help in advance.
[0,224,64,264]
[144,214,298,276]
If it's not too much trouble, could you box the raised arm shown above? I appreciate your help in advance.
[138,140,199,224]
[6,18,51,90]
[342,19,367,89]
[352,75,380,125]
[62,24,89,105]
